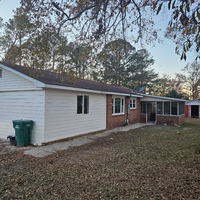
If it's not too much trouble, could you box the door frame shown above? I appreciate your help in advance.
[147,101,156,123]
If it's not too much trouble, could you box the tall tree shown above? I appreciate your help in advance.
[94,39,157,90]
[126,48,157,92]
[150,74,172,96]
[95,39,136,86]
[165,89,184,99]
[63,42,93,79]
[176,61,200,99]
[0,11,35,64]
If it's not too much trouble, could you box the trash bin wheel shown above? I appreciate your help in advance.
[13,140,17,146]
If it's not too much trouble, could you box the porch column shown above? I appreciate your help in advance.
[188,105,191,118]
[199,106,200,118]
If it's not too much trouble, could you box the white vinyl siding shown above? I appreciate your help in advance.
[0,67,35,91]
[0,91,45,144]
[44,89,106,143]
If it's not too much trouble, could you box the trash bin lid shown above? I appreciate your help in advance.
[13,120,34,124]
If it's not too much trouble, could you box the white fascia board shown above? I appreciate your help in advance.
[0,63,45,88]
[140,93,187,102]
[186,99,200,105]
[0,88,43,92]
[44,84,143,97]
[130,94,143,98]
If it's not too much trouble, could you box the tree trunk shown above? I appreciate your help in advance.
[19,32,22,66]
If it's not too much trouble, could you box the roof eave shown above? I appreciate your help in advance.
[43,84,143,97]
[140,93,187,102]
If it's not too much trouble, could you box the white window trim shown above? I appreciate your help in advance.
[77,95,89,115]
[112,96,125,115]
[130,98,137,109]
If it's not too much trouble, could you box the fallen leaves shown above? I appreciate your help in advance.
[0,118,200,199]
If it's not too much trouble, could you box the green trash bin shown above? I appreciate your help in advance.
[13,120,34,147]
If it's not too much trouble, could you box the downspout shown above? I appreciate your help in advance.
[127,95,130,125]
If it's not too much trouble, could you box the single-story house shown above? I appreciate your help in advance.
[185,99,200,118]
[0,62,187,144]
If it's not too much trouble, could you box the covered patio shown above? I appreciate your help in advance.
[140,94,186,125]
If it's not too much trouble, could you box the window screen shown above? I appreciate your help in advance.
[141,101,147,114]
[157,101,163,114]
[171,102,177,115]
[164,102,170,115]
[179,102,185,115]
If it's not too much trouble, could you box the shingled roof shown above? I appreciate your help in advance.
[0,61,137,95]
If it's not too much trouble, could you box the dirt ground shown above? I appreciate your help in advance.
[0,123,153,157]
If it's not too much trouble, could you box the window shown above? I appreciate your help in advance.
[84,96,89,114]
[171,102,177,115]
[141,101,147,114]
[130,98,136,109]
[157,101,163,114]
[0,69,2,78]
[112,98,114,114]
[112,97,125,115]
[164,102,170,115]
[121,98,124,113]
[77,96,83,114]
[179,102,185,115]
[115,98,121,113]
[77,95,89,114]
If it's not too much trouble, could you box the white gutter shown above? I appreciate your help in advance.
[43,84,143,97]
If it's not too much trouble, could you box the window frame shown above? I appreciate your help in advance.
[77,95,89,115]
[112,96,125,115]
[0,69,2,78]
[130,98,137,109]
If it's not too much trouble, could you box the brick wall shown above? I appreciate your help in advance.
[157,114,185,126]
[140,114,146,123]
[129,97,140,124]
[106,95,140,129]
[178,114,185,125]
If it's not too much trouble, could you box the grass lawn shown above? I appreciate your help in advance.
[1,118,200,199]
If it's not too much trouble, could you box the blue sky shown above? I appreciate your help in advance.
[0,0,197,78]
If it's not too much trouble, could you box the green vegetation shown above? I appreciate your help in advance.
[1,118,200,199]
